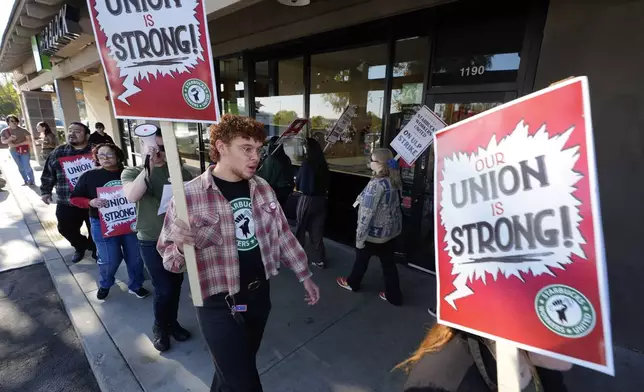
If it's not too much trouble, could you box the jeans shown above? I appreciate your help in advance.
[9,149,34,183]
[89,217,144,291]
[295,195,327,264]
[196,280,271,392]
[346,239,403,306]
[56,203,94,252]
[139,240,184,328]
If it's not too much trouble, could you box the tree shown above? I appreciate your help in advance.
[311,115,329,130]
[0,78,21,118]
[272,110,298,126]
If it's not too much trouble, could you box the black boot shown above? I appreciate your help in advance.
[152,323,170,352]
[71,249,85,264]
[168,321,191,342]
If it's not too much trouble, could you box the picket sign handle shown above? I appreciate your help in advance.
[160,121,203,307]
[496,340,522,392]
[352,153,402,208]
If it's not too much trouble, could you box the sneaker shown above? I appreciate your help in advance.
[71,249,85,264]
[152,324,170,352]
[97,287,110,300]
[312,261,325,269]
[169,322,191,342]
[129,287,150,299]
[336,277,353,292]
[379,292,387,301]
[428,307,437,318]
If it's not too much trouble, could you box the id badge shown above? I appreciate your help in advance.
[233,305,248,312]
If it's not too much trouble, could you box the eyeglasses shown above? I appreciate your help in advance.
[8,119,18,124]
[238,145,262,157]
[97,153,116,159]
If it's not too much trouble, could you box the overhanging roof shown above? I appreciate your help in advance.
[0,0,68,72]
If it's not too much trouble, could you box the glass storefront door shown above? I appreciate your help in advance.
[403,91,515,273]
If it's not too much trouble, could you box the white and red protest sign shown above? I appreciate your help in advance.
[391,105,446,165]
[58,154,94,190]
[87,0,219,122]
[280,118,308,140]
[435,77,613,374]
[97,185,137,238]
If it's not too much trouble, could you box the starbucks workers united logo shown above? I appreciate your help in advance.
[182,79,211,110]
[231,198,258,251]
[535,284,596,338]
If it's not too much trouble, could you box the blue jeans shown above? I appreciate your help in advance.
[89,217,144,291]
[9,149,34,183]
[139,239,184,328]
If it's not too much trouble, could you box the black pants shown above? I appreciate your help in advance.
[139,240,184,328]
[347,240,403,306]
[56,203,94,252]
[294,195,326,264]
[274,186,292,211]
[197,281,271,392]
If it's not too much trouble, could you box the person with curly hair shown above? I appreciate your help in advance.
[158,114,320,392]
[70,144,148,301]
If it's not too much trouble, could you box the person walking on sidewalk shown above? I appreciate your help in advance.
[40,122,97,263]
[37,121,58,162]
[337,148,403,306]
[256,135,294,209]
[122,126,193,352]
[1,114,35,186]
[88,122,114,147]
[70,144,149,301]
[158,115,320,392]
[294,137,329,269]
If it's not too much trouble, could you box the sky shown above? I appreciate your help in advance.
[0,0,16,42]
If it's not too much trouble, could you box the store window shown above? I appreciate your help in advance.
[218,57,247,116]
[173,122,201,177]
[389,37,428,138]
[310,44,387,176]
[255,57,305,139]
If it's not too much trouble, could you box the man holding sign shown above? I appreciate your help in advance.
[40,123,97,263]
[71,144,147,301]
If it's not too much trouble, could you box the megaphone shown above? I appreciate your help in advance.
[134,123,159,175]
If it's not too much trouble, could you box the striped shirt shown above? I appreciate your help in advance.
[157,167,312,299]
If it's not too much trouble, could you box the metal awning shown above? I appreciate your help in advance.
[0,0,67,72]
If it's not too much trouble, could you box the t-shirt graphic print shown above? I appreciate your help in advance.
[231,197,258,251]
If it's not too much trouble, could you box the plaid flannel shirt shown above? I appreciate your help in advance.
[40,144,94,206]
[157,168,312,298]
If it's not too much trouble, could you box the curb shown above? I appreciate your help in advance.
[0,152,144,392]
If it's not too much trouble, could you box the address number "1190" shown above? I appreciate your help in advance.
[460,65,485,77]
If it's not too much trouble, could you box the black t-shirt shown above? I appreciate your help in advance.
[213,175,266,288]
[71,168,123,218]
[88,131,114,147]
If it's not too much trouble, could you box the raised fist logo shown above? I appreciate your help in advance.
[551,299,569,324]
[235,213,251,238]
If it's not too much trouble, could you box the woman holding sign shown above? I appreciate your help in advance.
[336,148,404,305]
[71,144,148,301]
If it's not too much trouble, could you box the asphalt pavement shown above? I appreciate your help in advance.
[0,263,100,392]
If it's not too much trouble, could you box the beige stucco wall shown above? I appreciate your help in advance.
[82,70,121,143]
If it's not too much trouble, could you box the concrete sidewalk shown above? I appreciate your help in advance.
[2,150,643,392]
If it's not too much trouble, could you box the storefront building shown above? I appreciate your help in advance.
[2,0,643,354]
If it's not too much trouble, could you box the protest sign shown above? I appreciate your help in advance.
[58,154,94,190]
[279,118,308,140]
[97,185,136,238]
[434,77,613,374]
[87,0,219,122]
[391,105,445,165]
[325,105,357,144]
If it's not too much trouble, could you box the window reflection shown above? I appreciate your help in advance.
[310,44,387,176]
[255,57,305,141]
[173,122,201,177]
[218,57,247,116]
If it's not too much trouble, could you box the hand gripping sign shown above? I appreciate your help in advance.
[87,0,220,122]
[434,77,613,375]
